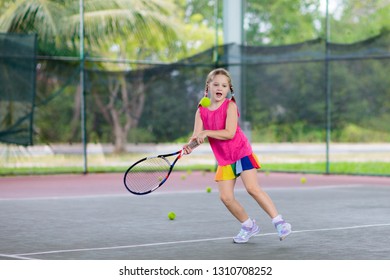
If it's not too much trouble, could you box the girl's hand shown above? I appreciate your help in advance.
[182,137,197,155]
[195,131,207,144]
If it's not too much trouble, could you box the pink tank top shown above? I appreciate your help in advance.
[199,99,253,166]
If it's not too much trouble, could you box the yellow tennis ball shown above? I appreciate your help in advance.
[300,177,307,184]
[206,187,212,193]
[199,97,211,107]
[168,211,176,220]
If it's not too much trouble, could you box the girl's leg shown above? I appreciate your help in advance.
[240,169,279,219]
[240,169,292,241]
[219,178,261,243]
[217,179,249,223]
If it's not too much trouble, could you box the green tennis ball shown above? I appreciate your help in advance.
[300,177,307,184]
[199,97,211,107]
[206,187,212,193]
[168,211,176,220]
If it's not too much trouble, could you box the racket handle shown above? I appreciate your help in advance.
[188,139,200,149]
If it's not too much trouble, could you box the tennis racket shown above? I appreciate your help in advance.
[123,140,199,195]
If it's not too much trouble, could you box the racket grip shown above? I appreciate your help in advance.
[188,139,200,149]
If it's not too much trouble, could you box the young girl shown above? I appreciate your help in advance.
[183,68,291,243]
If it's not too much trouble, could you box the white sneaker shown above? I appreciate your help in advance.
[274,221,292,241]
[233,220,260,243]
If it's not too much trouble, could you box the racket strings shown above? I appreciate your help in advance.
[125,157,171,194]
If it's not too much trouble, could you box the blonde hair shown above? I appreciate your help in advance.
[205,68,234,94]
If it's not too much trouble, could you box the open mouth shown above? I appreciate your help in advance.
[216,92,223,98]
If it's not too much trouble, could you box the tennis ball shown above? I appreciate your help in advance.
[181,174,186,180]
[168,211,176,220]
[199,97,211,107]
[300,177,307,184]
[206,187,212,193]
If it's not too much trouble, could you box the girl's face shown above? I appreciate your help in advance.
[208,74,230,103]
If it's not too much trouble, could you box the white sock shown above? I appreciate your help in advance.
[272,215,283,225]
[242,218,253,228]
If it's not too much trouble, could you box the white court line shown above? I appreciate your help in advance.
[0,254,39,260]
[7,223,390,258]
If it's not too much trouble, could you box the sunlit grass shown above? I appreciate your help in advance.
[1,162,389,176]
[261,162,390,176]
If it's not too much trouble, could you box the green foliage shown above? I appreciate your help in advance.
[253,123,390,143]
[0,0,182,56]
[330,0,390,43]
[333,124,390,142]
[244,0,322,45]
[252,123,326,142]
[127,128,156,144]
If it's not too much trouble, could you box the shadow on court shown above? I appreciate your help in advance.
[0,172,389,260]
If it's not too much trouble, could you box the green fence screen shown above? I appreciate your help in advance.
[1,31,389,176]
[0,33,36,146]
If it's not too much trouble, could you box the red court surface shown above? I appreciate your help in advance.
[1,172,389,199]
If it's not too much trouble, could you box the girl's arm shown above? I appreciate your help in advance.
[191,108,204,139]
[183,108,203,154]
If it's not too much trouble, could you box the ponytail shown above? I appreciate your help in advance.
[230,85,236,103]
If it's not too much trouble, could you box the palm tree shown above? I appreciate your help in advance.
[0,0,179,54]
[0,0,181,152]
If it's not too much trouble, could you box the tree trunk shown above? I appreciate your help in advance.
[92,72,146,153]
